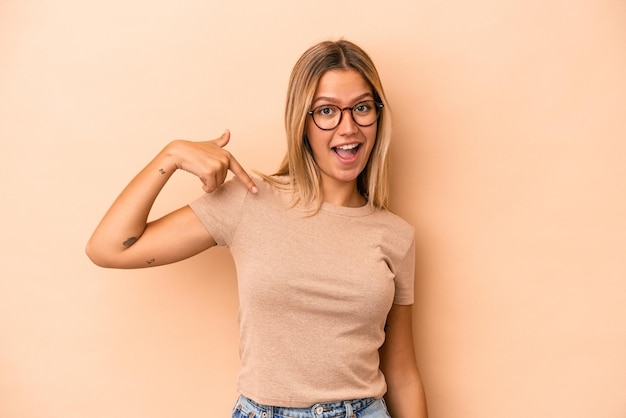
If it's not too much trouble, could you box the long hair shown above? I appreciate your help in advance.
[262,39,392,211]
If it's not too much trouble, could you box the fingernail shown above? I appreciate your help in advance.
[251,186,258,194]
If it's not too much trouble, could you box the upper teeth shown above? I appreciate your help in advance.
[336,144,358,150]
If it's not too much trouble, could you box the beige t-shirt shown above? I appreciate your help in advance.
[189,176,415,407]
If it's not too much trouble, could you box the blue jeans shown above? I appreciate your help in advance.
[231,395,392,418]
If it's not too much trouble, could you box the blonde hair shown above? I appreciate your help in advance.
[262,39,392,211]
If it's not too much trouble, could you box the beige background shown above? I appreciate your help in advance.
[1,0,625,417]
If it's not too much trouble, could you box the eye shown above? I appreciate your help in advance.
[315,105,337,118]
[353,101,373,114]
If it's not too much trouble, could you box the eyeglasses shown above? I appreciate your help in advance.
[307,100,384,131]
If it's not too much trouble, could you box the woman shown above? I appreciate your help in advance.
[86,39,427,418]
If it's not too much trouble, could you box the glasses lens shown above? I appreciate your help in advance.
[312,105,341,130]
[351,101,379,127]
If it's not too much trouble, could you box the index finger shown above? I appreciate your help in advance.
[228,155,258,194]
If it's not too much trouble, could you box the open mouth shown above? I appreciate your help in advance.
[333,143,360,160]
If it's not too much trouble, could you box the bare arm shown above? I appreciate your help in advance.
[380,304,428,418]
[85,130,257,269]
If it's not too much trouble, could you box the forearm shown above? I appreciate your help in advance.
[86,143,178,265]
[379,305,428,417]
[384,379,427,418]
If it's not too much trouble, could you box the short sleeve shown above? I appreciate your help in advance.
[393,233,416,305]
[188,177,248,246]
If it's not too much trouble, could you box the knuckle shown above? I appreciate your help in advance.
[214,153,229,166]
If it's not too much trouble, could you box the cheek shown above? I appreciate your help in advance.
[305,125,331,153]
[363,127,378,151]
[304,120,322,149]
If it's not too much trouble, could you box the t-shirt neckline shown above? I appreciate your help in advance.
[319,201,375,217]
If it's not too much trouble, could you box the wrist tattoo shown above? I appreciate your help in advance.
[123,237,138,247]
[159,168,166,175]
[146,258,156,265]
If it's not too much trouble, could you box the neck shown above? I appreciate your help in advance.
[320,179,366,208]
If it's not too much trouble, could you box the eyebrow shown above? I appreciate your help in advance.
[312,92,374,106]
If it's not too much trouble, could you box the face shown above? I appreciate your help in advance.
[305,69,377,197]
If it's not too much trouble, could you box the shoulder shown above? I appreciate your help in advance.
[365,208,415,259]
[372,208,415,237]
[224,174,294,211]
[191,176,249,206]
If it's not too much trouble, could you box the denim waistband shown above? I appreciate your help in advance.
[233,394,378,418]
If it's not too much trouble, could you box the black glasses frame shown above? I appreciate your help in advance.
[307,101,384,131]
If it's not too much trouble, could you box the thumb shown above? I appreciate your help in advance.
[212,129,231,148]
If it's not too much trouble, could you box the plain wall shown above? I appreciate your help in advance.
[1,1,625,417]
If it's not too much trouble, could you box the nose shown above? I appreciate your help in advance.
[337,108,358,134]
